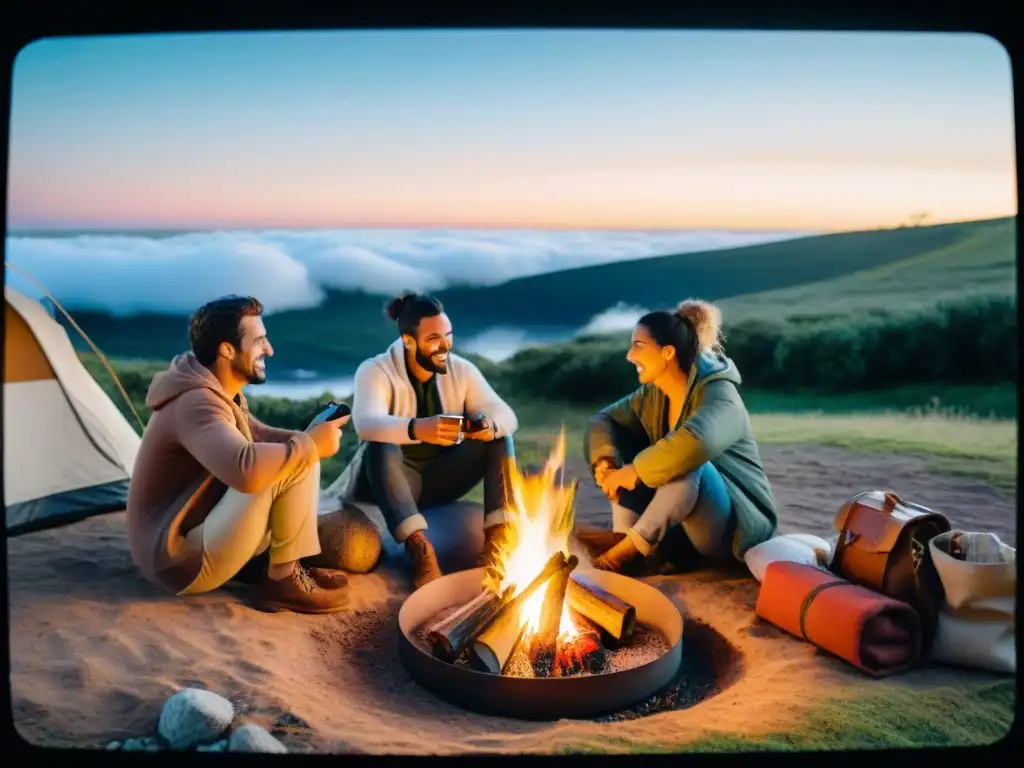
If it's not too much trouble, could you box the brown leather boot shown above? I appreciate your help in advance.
[478,522,512,568]
[305,567,349,590]
[260,565,350,614]
[573,529,627,560]
[405,530,443,589]
[592,536,642,573]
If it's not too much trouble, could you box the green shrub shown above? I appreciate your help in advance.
[489,295,1016,402]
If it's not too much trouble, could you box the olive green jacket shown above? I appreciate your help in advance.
[585,353,778,561]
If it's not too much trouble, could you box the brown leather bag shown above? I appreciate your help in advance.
[830,490,950,650]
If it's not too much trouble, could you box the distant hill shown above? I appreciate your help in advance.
[56,217,1015,373]
[718,216,1017,325]
[434,217,1012,327]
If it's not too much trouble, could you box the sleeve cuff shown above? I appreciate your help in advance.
[632,458,654,489]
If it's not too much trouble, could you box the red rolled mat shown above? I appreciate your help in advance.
[755,561,923,677]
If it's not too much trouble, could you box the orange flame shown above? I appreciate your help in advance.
[483,427,578,641]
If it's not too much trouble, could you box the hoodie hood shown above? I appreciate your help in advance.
[693,351,742,388]
[146,352,234,410]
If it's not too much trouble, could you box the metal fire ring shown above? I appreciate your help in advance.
[398,567,684,720]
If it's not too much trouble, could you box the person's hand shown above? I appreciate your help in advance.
[306,414,349,458]
[598,464,639,500]
[464,411,495,441]
[412,415,462,446]
[592,458,618,488]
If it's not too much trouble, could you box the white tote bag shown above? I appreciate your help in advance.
[927,531,1016,674]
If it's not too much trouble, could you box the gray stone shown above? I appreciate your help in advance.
[197,738,229,753]
[158,688,235,750]
[123,738,144,751]
[106,741,122,750]
[228,724,288,753]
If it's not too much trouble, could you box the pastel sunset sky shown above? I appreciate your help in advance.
[6,29,1017,232]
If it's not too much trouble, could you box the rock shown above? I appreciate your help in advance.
[106,740,122,750]
[228,724,288,753]
[158,688,235,749]
[196,739,229,752]
[122,738,145,751]
[307,506,383,573]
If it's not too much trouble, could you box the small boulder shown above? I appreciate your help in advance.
[228,724,288,753]
[158,688,235,749]
[306,506,383,574]
[106,740,122,750]
[197,739,229,752]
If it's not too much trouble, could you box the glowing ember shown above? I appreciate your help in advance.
[483,428,580,642]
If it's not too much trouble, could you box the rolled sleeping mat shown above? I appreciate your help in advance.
[755,561,922,678]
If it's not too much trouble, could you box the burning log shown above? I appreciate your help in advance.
[553,611,606,677]
[468,551,575,675]
[565,573,637,646]
[526,555,578,677]
[427,584,515,662]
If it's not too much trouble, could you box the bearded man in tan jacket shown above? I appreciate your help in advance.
[126,295,352,614]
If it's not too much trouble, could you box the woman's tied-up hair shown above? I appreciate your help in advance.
[636,298,724,373]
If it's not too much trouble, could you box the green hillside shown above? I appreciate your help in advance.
[436,217,1012,327]
[718,217,1016,324]
[57,216,1015,372]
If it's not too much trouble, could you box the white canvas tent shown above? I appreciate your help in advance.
[4,285,141,535]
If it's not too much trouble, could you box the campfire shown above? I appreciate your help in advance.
[425,430,638,678]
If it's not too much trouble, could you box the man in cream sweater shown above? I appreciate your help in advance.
[326,292,519,588]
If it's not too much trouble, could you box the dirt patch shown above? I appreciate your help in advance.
[7,443,1015,753]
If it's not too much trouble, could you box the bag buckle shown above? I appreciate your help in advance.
[911,538,924,569]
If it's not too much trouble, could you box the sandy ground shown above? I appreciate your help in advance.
[7,443,1016,753]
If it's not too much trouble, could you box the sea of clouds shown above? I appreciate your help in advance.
[4,228,807,317]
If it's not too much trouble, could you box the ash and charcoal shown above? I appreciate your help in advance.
[413,606,672,679]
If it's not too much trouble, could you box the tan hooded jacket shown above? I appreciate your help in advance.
[126,353,318,594]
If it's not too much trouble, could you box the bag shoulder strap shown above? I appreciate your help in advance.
[799,577,850,642]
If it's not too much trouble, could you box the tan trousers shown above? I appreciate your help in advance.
[179,461,322,595]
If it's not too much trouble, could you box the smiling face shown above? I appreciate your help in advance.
[405,312,454,375]
[225,314,273,385]
[625,322,676,385]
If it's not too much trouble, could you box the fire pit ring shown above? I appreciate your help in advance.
[398,567,684,720]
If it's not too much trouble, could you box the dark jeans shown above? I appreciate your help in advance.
[356,435,515,543]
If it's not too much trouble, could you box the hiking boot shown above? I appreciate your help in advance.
[305,566,349,590]
[478,522,512,568]
[260,565,350,614]
[593,535,642,573]
[405,530,443,589]
[573,529,627,560]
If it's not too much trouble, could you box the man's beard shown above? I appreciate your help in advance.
[234,356,266,385]
[416,347,449,375]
